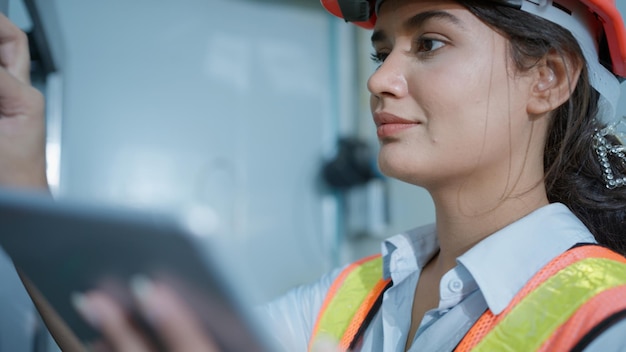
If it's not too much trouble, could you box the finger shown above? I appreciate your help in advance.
[0,13,31,83]
[0,72,41,119]
[0,16,38,120]
[72,292,153,352]
[86,340,112,352]
[131,277,221,352]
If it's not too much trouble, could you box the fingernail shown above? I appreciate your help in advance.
[130,275,154,303]
[130,275,161,324]
[71,292,100,328]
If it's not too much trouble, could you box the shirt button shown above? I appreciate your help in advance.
[448,280,463,293]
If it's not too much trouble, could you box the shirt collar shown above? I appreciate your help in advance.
[381,223,437,282]
[381,203,595,315]
[457,203,595,314]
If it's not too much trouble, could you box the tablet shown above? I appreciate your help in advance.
[0,189,271,351]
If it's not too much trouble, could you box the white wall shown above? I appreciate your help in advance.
[52,0,348,303]
[46,0,626,298]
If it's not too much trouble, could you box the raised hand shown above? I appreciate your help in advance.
[0,13,47,190]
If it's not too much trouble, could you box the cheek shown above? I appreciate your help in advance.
[411,63,493,134]
[443,54,516,123]
[412,59,521,161]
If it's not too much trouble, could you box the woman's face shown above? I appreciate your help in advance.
[369,0,544,193]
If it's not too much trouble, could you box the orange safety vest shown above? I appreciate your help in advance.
[308,244,626,351]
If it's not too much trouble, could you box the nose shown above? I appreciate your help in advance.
[367,52,408,101]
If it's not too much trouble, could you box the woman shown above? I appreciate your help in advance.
[0,0,625,351]
[258,1,626,351]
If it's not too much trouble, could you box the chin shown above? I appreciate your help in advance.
[378,152,441,189]
[379,158,419,184]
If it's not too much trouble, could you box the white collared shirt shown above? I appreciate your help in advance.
[259,203,626,351]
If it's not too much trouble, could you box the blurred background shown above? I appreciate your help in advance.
[0,0,624,350]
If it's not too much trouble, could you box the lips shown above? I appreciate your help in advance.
[373,112,420,138]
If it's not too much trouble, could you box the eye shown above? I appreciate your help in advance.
[416,37,446,53]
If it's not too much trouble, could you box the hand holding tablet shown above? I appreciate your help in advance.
[0,190,271,351]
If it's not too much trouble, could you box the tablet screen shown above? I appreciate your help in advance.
[0,190,270,351]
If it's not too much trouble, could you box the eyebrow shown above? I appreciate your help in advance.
[371,10,465,44]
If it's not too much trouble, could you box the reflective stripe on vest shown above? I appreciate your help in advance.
[456,244,626,351]
[308,254,391,352]
[310,244,626,352]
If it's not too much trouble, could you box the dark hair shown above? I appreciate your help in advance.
[461,1,626,255]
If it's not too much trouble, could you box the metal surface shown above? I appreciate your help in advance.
[0,0,8,14]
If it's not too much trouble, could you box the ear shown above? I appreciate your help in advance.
[526,50,582,116]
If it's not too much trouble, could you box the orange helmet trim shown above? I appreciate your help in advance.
[580,0,626,77]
